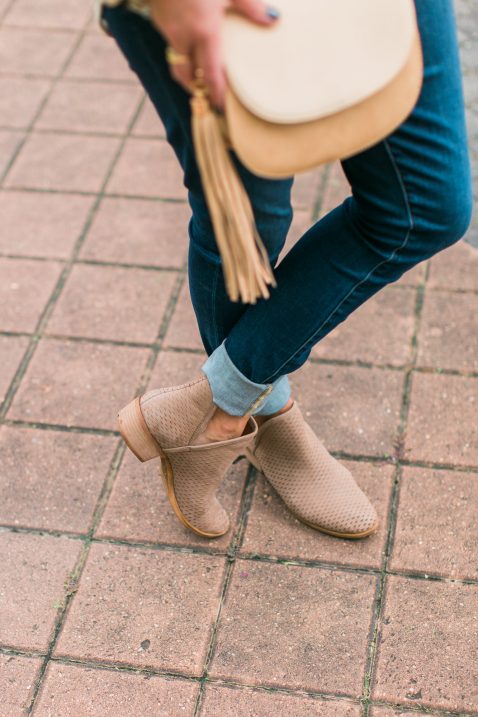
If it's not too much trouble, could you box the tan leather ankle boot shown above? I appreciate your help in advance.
[117,376,257,538]
[246,402,378,539]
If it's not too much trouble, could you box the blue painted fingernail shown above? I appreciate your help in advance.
[266,6,280,20]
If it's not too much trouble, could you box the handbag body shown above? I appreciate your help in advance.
[223,0,423,178]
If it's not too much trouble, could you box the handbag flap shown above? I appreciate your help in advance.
[223,0,417,124]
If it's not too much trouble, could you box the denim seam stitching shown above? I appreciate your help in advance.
[261,140,415,384]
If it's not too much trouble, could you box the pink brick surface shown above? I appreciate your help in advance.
[8,338,149,430]
[4,0,92,30]
[80,196,190,268]
[313,286,416,367]
[106,138,187,199]
[33,663,198,717]
[389,466,478,579]
[0,425,117,533]
[373,575,478,711]
[405,373,478,466]
[0,191,94,259]
[55,543,226,675]
[0,77,51,128]
[163,282,203,350]
[0,128,24,175]
[0,334,28,403]
[417,289,478,371]
[46,263,177,343]
[201,685,360,717]
[0,532,81,651]
[35,80,143,134]
[0,257,62,332]
[210,560,376,694]
[0,653,42,717]
[5,132,120,192]
[290,362,403,457]
[65,33,137,82]
[0,27,77,75]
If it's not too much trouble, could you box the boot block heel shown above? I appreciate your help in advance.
[117,396,163,462]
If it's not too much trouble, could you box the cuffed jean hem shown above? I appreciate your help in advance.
[201,340,291,416]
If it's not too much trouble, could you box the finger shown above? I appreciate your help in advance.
[169,58,195,94]
[194,33,227,109]
[230,0,280,25]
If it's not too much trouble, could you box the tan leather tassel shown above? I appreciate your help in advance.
[190,83,276,304]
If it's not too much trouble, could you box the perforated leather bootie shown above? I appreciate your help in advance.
[246,402,378,539]
[117,376,257,538]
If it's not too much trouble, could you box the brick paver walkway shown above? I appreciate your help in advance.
[1,2,477,716]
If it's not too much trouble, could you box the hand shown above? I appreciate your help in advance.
[149,0,280,109]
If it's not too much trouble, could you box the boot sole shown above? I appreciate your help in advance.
[117,397,228,539]
[245,448,379,540]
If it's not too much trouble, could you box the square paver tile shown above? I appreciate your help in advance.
[80,197,190,268]
[416,290,478,371]
[132,96,165,137]
[0,334,29,403]
[148,350,207,389]
[373,575,478,711]
[389,466,478,580]
[65,32,137,82]
[106,138,186,199]
[201,684,360,717]
[290,362,403,457]
[96,450,249,549]
[46,264,177,343]
[35,80,142,134]
[0,28,77,75]
[0,426,117,533]
[313,287,416,367]
[163,282,202,350]
[428,241,478,291]
[55,543,226,675]
[210,561,376,694]
[0,257,62,332]
[33,663,198,717]
[0,129,24,175]
[241,461,393,569]
[0,653,42,717]
[291,167,324,210]
[0,532,81,651]
[5,133,120,192]
[0,77,51,128]
[8,338,150,430]
[0,191,93,259]
[4,0,92,29]
[405,373,478,466]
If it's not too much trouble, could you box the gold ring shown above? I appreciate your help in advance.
[165,46,190,65]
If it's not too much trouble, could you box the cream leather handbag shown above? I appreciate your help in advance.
[191,0,423,304]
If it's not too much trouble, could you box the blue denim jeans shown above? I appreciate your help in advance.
[102,0,472,416]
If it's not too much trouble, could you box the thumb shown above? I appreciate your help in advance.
[230,0,280,25]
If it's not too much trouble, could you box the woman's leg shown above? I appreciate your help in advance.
[202,0,473,421]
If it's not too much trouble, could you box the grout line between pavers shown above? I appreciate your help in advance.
[4,641,477,717]
[359,262,430,716]
[0,184,188,203]
[2,519,478,586]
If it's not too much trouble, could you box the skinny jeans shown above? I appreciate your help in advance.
[102,0,473,416]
